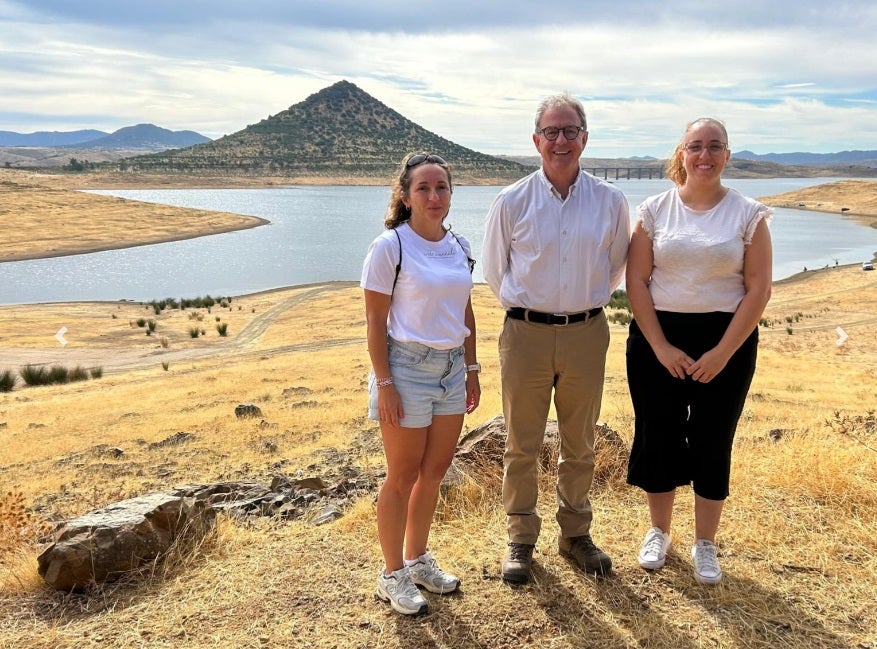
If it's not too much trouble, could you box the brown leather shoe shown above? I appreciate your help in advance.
[502,542,535,584]
[559,535,613,576]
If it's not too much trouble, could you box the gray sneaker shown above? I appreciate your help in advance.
[691,539,723,585]
[375,567,428,615]
[408,551,460,594]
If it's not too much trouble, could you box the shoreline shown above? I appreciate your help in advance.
[0,215,270,263]
[758,179,877,229]
[0,262,858,309]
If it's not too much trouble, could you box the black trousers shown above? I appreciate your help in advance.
[626,311,758,500]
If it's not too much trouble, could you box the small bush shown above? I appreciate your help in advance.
[136,318,147,328]
[190,327,201,338]
[162,362,170,371]
[608,289,631,312]
[0,370,16,392]
[20,364,50,386]
[147,320,157,332]
[90,367,103,379]
[68,366,89,382]
[160,337,169,349]
[47,365,70,384]
[786,326,794,335]
[217,323,229,336]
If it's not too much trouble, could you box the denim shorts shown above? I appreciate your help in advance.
[368,338,466,428]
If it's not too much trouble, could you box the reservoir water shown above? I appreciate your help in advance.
[1,177,876,305]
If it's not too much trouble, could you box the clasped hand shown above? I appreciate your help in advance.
[655,344,728,383]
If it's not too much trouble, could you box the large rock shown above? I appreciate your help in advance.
[37,492,215,591]
[451,414,629,487]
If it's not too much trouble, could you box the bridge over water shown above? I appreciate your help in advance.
[586,167,664,180]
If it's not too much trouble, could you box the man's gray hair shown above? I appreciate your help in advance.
[535,93,587,131]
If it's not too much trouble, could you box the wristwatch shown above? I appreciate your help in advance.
[466,363,481,373]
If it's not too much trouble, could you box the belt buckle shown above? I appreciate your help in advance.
[552,313,569,326]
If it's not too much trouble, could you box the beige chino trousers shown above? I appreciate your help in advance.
[499,313,609,545]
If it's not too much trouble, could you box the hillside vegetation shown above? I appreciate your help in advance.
[122,81,531,183]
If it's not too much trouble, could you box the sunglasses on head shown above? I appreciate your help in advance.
[406,153,447,168]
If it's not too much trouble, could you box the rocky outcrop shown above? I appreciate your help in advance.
[37,492,215,591]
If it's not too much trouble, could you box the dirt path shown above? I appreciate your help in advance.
[0,283,361,374]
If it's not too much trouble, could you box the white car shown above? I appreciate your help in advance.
[863,261,875,271]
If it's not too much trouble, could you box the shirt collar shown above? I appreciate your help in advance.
[538,167,581,200]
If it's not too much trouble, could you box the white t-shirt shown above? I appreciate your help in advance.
[360,222,473,349]
[640,187,772,313]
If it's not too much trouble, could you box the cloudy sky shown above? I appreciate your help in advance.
[1,0,875,157]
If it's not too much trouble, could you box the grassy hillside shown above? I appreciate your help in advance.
[121,81,531,183]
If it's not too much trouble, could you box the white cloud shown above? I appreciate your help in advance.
[0,0,875,156]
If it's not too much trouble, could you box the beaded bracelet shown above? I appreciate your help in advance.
[376,376,394,388]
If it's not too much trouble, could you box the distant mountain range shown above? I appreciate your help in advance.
[0,129,108,147]
[122,81,530,182]
[0,124,210,150]
[734,150,877,166]
[2,85,876,180]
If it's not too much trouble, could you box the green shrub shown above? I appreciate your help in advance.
[0,370,16,392]
[90,367,103,379]
[189,327,200,338]
[162,362,170,371]
[147,320,157,332]
[608,289,631,312]
[68,366,89,382]
[47,365,70,384]
[136,318,147,328]
[20,364,50,386]
[217,323,229,336]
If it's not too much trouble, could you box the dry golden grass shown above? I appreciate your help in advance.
[1,264,876,648]
[1,176,876,647]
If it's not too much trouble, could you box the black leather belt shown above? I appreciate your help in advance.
[507,306,603,326]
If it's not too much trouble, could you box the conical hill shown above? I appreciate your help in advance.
[124,80,532,183]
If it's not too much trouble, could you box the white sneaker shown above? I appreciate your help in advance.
[407,551,460,594]
[638,527,671,570]
[691,539,723,585]
[375,567,428,615]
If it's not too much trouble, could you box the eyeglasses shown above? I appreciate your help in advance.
[537,125,585,141]
[682,142,728,155]
[406,153,447,168]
